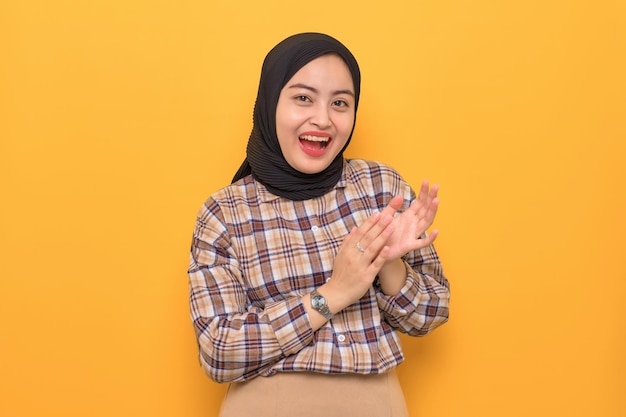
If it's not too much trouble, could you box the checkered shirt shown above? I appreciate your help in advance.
[188,159,450,382]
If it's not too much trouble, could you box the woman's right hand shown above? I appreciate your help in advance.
[318,211,396,314]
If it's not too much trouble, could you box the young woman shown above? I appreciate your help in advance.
[188,32,450,417]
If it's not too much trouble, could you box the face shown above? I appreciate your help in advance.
[275,54,356,174]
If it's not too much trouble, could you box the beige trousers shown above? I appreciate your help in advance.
[219,370,409,417]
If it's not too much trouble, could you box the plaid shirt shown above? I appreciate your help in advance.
[188,159,450,383]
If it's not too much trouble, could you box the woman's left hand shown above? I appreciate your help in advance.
[381,181,440,261]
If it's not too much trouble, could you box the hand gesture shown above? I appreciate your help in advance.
[324,210,395,309]
[320,181,439,312]
[381,181,440,261]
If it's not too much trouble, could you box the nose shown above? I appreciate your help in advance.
[310,103,332,129]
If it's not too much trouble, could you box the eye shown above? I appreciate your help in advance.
[333,99,349,108]
[295,95,311,102]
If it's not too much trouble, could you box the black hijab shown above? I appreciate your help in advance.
[231,32,361,201]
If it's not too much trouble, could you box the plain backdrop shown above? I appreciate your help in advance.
[1,1,624,416]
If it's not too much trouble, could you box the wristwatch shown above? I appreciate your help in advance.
[310,289,333,320]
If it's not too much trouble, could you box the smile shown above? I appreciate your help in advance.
[299,134,330,150]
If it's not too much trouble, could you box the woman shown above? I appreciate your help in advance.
[188,32,450,416]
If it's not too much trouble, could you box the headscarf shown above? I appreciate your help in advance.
[231,32,361,201]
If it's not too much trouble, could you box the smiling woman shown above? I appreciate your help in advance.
[187,32,450,417]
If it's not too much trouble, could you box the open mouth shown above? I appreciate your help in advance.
[299,134,331,151]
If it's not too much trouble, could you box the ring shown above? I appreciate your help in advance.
[355,242,366,253]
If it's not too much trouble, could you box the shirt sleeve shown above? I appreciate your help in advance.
[367,166,450,336]
[188,200,314,383]
[375,241,450,336]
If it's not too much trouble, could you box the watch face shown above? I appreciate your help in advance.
[312,295,324,309]
[311,291,332,319]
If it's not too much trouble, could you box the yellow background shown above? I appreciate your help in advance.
[1,0,624,416]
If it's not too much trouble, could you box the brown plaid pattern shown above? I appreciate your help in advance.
[188,159,450,382]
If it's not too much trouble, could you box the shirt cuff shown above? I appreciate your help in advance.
[265,296,315,357]
[376,261,421,316]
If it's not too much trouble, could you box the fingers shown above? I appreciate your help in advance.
[385,195,405,213]
[417,195,439,224]
[411,181,440,220]
[421,180,439,199]
[370,245,391,271]
[331,214,395,304]
[346,181,441,262]
[379,183,440,220]
[347,211,394,260]
[426,184,440,218]
[418,229,439,248]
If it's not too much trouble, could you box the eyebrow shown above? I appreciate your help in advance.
[287,83,355,98]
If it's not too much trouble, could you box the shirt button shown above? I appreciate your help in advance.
[325,277,331,283]
[311,225,319,232]
[337,334,346,342]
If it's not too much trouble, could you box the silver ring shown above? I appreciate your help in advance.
[355,242,366,253]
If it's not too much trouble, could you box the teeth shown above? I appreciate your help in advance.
[300,135,330,142]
